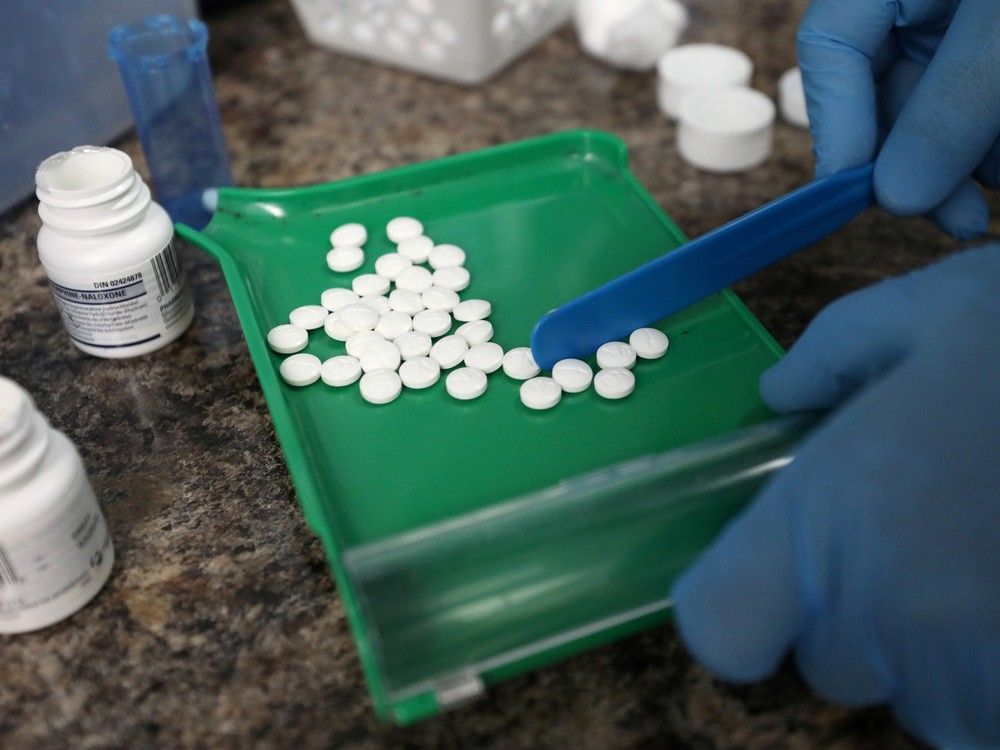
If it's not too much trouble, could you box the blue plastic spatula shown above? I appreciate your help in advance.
[530,163,876,369]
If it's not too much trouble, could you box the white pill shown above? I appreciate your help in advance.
[778,66,809,129]
[413,309,452,338]
[360,294,391,315]
[321,355,362,387]
[327,246,364,273]
[432,266,470,292]
[389,288,425,315]
[594,367,635,399]
[267,324,308,354]
[596,341,637,369]
[502,347,540,380]
[358,338,401,373]
[428,243,466,269]
[395,265,434,293]
[279,353,322,387]
[323,312,354,341]
[289,305,328,330]
[520,377,562,410]
[321,287,359,311]
[453,299,491,322]
[429,334,468,369]
[360,369,402,405]
[454,320,493,345]
[338,303,379,332]
[345,331,385,359]
[376,310,413,339]
[394,331,432,360]
[677,86,775,173]
[464,342,503,373]
[552,359,593,393]
[352,273,391,297]
[422,286,460,311]
[629,328,670,359]
[386,216,424,243]
[374,252,412,280]
[446,367,487,401]
[397,235,434,263]
[399,356,441,389]
[330,223,367,248]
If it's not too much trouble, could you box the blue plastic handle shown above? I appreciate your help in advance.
[530,163,876,369]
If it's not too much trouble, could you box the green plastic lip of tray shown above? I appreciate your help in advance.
[177,129,800,725]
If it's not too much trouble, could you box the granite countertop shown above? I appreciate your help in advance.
[2,1,996,747]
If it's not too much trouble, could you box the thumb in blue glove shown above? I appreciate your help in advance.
[671,243,1000,749]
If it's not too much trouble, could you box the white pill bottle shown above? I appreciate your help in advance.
[35,146,194,358]
[0,377,114,633]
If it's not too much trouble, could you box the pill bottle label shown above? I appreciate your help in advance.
[0,479,114,633]
[46,240,193,351]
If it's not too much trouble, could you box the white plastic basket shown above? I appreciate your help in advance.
[290,0,573,84]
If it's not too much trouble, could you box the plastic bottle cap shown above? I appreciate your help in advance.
[656,44,754,119]
[677,87,776,173]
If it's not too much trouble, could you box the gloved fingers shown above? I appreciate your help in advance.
[875,0,1000,216]
[796,0,897,176]
[975,134,1000,188]
[927,179,990,240]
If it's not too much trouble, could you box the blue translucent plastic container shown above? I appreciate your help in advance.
[108,15,232,229]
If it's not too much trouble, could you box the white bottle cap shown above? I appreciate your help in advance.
[779,66,810,128]
[656,44,754,119]
[676,86,776,173]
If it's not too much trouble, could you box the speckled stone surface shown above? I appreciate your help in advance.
[1,1,997,747]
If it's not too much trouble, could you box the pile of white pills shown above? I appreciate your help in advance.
[267,217,670,409]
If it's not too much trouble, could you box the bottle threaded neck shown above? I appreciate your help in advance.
[0,378,52,492]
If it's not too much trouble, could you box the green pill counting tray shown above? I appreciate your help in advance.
[178,131,800,725]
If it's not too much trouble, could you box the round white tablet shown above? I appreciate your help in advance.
[677,87,775,173]
[345,331,384,359]
[279,353,321,387]
[360,369,402,404]
[360,295,391,316]
[413,309,452,338]
[338,303,379,332]
[446,367,487,401]
[376,310,413,339]
[428,243,466,270]
[629,328,670,359]
[320,355,362,387]
[502,347,540,380]
[399,357,441,389]
[352,273,391,297]
[395,265,434,293]
[453,299,491,322]
[330,222,367,248]
[326,246,364,273]
[323,312,354,341]
[656,43,754,119]
[321,287,359,311]
[374,252,412,280]
[394,331,432,360]
[520,377,561,410]
[397,235,434,263]
[778,66,809,128]
[432,266,470,292]
[552,359,594,393]
[357,338,401,373]
[267,324,308,354]
[454,320,493,345]
[289,305,329,330]
[389,289,425,315]
[429,334,469,369]
[596,341,637,369]
[594,367,635,400]
[464,342,503,373]
[386,216,424,243]
[422,286,460,311]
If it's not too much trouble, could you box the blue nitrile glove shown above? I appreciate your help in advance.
[672,243,1000,750]
[797,0,1000,239]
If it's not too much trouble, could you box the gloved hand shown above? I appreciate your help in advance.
[797,0,1000,239]
[671,243,1000,750]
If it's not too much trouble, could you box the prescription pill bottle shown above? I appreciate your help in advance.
[0,377,114,634]
[35,145,194,358]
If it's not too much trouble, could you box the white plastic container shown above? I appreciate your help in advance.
[0,377,114,634]
[656,43,754,119]
[290,0,574,84]
[677,87,776,173]
[35,146,194,359]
